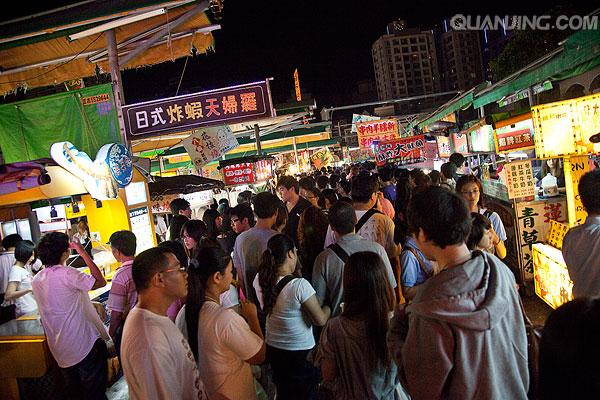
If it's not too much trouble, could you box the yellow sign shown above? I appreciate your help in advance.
[65,202,86,219]
[311,148,334,170]
[294,68,301,102]
[546,220,569,249]
[532,92,600,158]
[532,243,573,309]
[563,155,590,226]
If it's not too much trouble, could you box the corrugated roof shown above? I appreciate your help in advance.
[0,1,216,94]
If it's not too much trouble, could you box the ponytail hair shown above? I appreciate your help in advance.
[185,245,230,361]
[258,234,296,313]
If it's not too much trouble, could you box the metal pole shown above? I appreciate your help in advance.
[254,124,262,155]
[293,137,299,165]
[105,29,128,148]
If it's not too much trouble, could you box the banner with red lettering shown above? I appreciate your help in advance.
[222,163,255,186]
[374,135,426,166]
[356,118,399,149]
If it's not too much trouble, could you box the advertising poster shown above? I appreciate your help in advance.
[356,118,399,149]
[436,136,451,158]
[515,199,567,280]
[374,135,425,166]
[223,163,255,186]
[311,148,334,170]
[563,155,590,226]
[182,125,239,169]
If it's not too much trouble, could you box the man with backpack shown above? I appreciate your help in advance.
[312,201,397,317]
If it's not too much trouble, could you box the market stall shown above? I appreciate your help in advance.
[217,155,276,204]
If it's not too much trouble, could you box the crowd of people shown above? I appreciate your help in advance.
[0,159,599,400]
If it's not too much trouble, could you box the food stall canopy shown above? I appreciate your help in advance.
[410,82,491,131]
[149,138,339,174]
[472,28,600,109]
[0,0,218,94]
[148,174,224,195]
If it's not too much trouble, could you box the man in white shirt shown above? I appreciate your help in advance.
[121,246,208,400]
[32,232,108,400]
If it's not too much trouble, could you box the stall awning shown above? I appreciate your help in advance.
[138,121,331,158]
[473,28,600,109]
[409,82,490,131]
[150,138,340,173]
[148,174,224,195]
[0,1,218,94]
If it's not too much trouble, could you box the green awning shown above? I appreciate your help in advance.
[150,138,340,173]
[139,122,331,158]
[473,29,600,109]
[408,82,490,131]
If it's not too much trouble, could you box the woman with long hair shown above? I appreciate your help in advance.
[202,209,223,242]
[315,251,398,399]
[297,206,328,283]
[456,175,507,259]
[253,234,330,400]
[181,219,208,259]
[394,173,412,246]
[176,245,265,400]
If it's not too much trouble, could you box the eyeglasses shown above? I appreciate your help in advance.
[162,263,185,274]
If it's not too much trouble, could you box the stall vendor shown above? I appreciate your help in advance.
[457,175,507,259]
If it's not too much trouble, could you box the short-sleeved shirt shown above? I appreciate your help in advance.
[8,265,37,316]
[232,227,278,302]
[106,260,136,314]
[480,208,507,241]
[32,265,103,368]
[198,301,263,400]
[324,210,399,259]
[314,316,398,400]
[122,307,207,400]
[562,216,600,298]
[253,275,316,350]
[313,234,397,317]
[0,251,15,295]
[400,237,433,288]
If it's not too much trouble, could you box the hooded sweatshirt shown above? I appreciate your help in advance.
[391,251,529,400]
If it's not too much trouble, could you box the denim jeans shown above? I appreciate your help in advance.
[267,345,319,400]
[60,339,108,400]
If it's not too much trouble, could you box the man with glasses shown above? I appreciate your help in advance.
[229,203,255,235]
[121,247,208,400]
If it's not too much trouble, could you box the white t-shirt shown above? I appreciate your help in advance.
[32,265,105,368]
[253,275,316,351]
[198,301,263,400]
[8,265,37,316]
[122,307,208,400]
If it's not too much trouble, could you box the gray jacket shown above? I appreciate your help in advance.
[390,251,529,400]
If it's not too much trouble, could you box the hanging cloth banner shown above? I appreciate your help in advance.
[0,84,120,163]
[181,125,239,169]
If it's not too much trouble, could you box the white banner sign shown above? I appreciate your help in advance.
[182,125,239,169]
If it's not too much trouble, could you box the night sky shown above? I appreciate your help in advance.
[3,0,595,109]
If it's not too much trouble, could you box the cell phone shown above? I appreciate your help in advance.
[238,287,246,302]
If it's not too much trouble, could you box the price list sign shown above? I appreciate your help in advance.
[505,160,535,199]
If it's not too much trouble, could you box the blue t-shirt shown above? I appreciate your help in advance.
[400,237,433,288]
[381,184,396,204]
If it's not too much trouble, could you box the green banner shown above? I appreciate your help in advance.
[0,84,121,163]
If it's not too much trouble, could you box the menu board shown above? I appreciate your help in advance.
[532,243,573,309]
[129,206,155,252]
[504,160,535,199]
